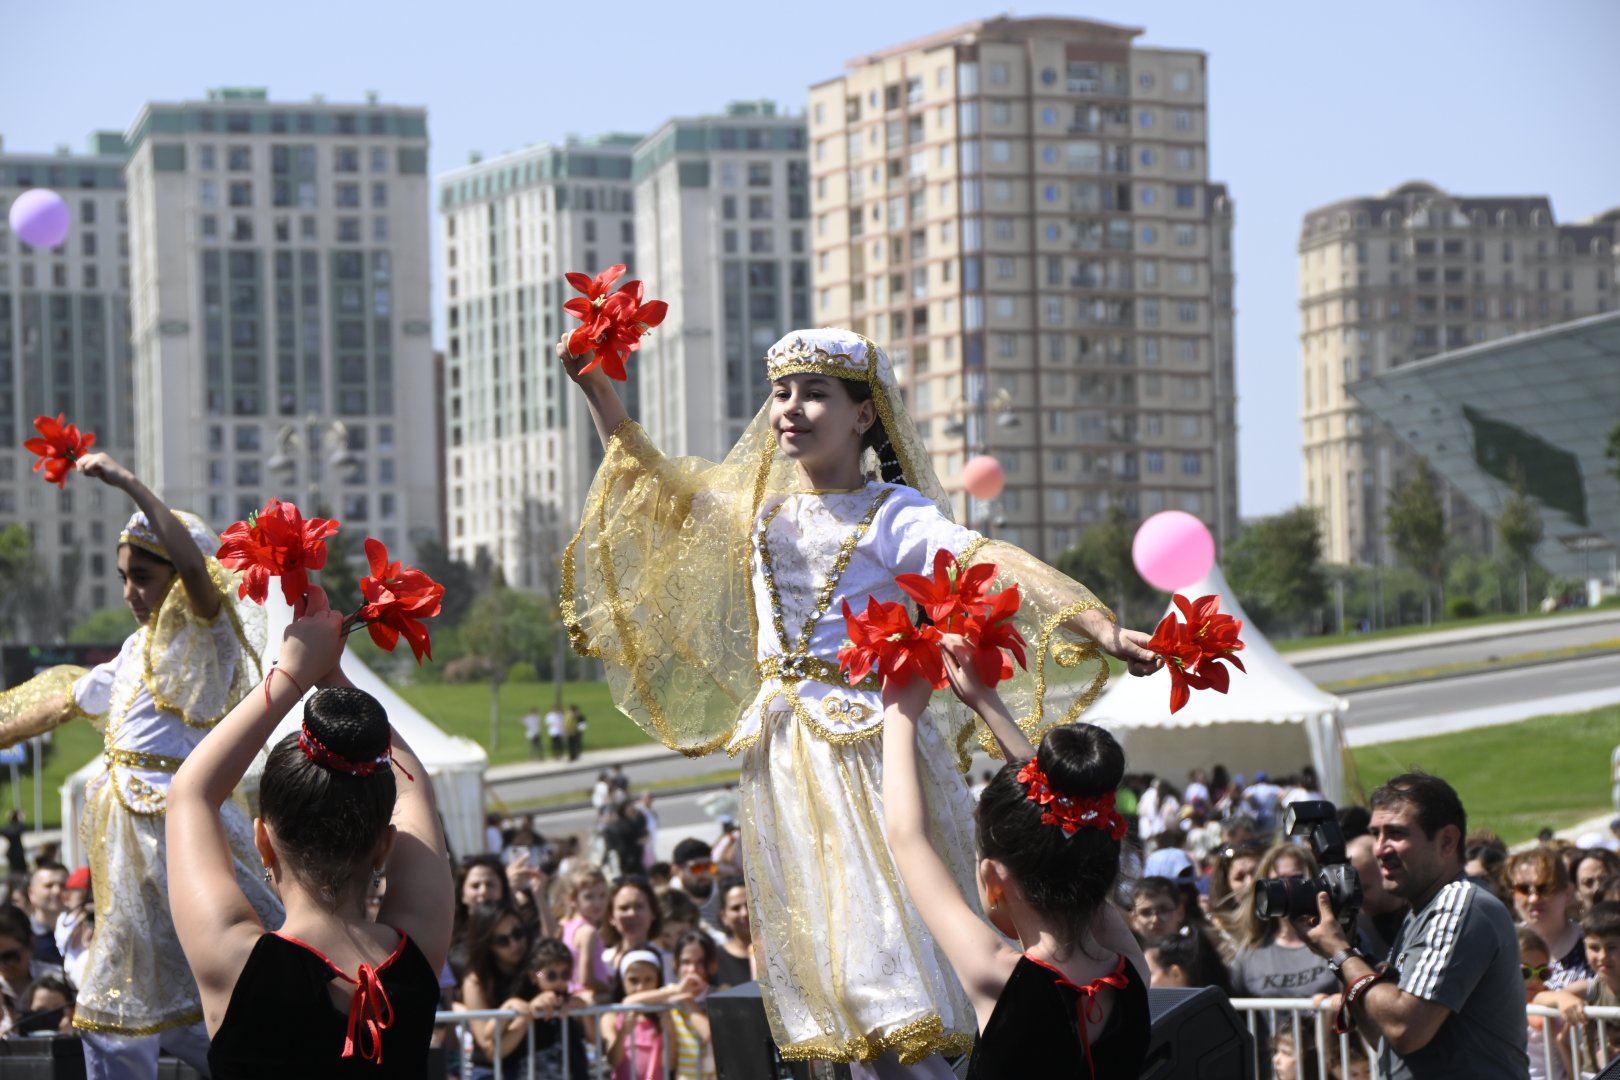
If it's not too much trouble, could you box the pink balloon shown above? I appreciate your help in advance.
[8,189,70,249]
[962,455,1005,500]
[1132,511,1215,592]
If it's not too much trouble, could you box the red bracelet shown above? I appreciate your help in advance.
[263,666,306,709]
[1337,963,1392,1034]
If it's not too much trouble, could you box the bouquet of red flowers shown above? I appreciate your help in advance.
[23,413,96,488]
[562,264,668,381]
[1146,593,1246,713]
[217,500,446,664]
[838,551,1028,689]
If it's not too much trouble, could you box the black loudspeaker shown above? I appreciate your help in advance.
[1595,1052,1620,1079]
[709,982,851,1080]
[1138,986,1255,1079]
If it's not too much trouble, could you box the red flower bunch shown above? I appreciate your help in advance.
[1146,593,1247,714]
[216,499,340,605]
[23,413,97,488]
[219,503,447,665]
[563,264,669,381]
[837,596,945,689]
[1016,760,1129,839]
[895,549,1027,687]
[838,551,1028,689]
[344,538,446,664]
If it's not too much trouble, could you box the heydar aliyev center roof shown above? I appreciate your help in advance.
[1351,311,1620,584]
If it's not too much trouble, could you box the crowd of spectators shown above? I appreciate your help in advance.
[1115,765,1620,1079]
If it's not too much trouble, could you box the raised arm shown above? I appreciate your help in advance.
[375,722,453,972]
[881,676,1016,1025]
[78,453,219,620]
[556,339,631,451]
[939,637,1033,761]
[0,692,75,748]
[167,588,344,1015]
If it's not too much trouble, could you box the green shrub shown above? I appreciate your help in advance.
[1446,597,1482,620]
[507,661,540,683]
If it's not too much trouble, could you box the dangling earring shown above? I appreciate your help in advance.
[261,866,272,883]
[372,868,384,886]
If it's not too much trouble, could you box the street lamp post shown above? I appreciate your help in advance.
[266,415,363,518]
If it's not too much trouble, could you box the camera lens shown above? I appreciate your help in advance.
[1254,875,1324,920]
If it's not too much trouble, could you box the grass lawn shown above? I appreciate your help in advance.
[393,680,650,766]
[1350,704,1619,845]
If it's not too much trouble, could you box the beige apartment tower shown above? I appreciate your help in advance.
[808,16,1238,561]
[1298,182,1619,566]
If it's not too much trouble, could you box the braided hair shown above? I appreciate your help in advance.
[259,687,396,908]
[838,378,906,484]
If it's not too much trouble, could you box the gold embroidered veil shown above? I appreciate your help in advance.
[561,328,1113,759]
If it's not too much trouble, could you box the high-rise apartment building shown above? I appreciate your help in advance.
[437,135,640,587]
[632,102,810,460]
[807,16,1238,560]
[124,88,439,558]
[1299,182,1619,566]
[0,132,137,620]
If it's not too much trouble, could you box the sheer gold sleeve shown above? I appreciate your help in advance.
[141,558,266,730]
[562,420,770,756]
[0,665,92,747]
[959,538,1115,756]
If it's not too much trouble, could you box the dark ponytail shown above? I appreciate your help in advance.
[974,724,1127,956]
[259,687,397,907]
[839,378,906,484]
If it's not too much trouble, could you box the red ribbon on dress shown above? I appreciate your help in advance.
[340,960,396,1063]
[1024,953,1130,1078]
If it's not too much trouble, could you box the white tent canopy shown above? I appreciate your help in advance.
[1084,564,1353,804]
[62,591,488,866]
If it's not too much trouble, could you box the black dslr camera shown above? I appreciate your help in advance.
[1253,801,1362,928]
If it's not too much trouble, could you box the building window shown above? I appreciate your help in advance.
[1146,451,1164,474]
[748,162,772,186]
[1137,110,1154,128]
[1138,72,1155,90]
[227,146,252,171]
[1172,110,1192,131]
[1175,185,1196,208]
[1181,452,1202,475]
[989,62,1010,85]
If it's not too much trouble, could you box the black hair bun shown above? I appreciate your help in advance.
[304,687,390,761]
[1037,723,1125,801]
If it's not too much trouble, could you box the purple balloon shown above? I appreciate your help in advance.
[9,189,71,249]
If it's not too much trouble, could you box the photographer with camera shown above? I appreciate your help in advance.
[1293,773,1526,1079]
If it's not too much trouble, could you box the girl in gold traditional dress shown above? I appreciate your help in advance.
[559,328,1157,1076]
[0,453,278,1079]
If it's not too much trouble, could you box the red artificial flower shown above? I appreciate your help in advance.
[895,548,996,630]
[347,538,445,664]
[23,413,96,488]
[563,265,669,381]
[962,583,1028,687]
[216,499,340,605]
[1146,593,1247,713]
[1015,760,1128,840]
[837,596,945,689]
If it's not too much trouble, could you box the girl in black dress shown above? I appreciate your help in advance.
[167,587,454,1076]
[882,639,1151,1078]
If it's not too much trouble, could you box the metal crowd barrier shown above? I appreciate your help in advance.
[435,1001,676,1080]
[1230,997,1620,1080]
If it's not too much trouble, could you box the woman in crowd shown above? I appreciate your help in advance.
[1506,847,1593,990]
[713,877,754,989]
[459,901,544,1080]
[1230,844,1338,1001]
[1575,849,1620,912]
[601,877,666,976]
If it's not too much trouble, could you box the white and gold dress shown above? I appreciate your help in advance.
[1,558,280,1038]
[563,329,1114,1064]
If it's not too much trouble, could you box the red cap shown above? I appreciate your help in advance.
[66,867,91,891]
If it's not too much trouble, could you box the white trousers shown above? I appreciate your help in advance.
[82,1019,213,1080]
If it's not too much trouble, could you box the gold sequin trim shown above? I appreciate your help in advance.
[756,487,892,658]
[774,1010,975,1065]
[758,654,878,693]
[956,535,993,572]
[105,747,187,773]
[74,1008,204,1037]
[1002,598,1113,755]
[820,697,875,728]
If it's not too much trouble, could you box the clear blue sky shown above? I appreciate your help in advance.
[3,0,1615,518]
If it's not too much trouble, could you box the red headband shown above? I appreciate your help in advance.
[1016,760,1128,841]
[299,723,396,778]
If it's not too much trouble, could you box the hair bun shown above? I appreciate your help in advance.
[304,687,390,762]
[1037,723,1125,800]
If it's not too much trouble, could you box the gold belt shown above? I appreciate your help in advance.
[758,654,879,693]
[105,747,187,773]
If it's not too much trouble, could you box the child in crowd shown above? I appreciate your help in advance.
[1537,900,1620,1074]
[557,865,613,999]
[20,973,76,1035]
[1142,930,1234,996]
[1129,877,1186,943]
[530,937,590,1080]
[882,639,1150,1076]
[669,931,719,1080]
[603,951,671,1080]
[1329,1034,1372,1080]
[657,889,701,953]
[1271,1025,1321,1080]
[1520,927,1573,1080]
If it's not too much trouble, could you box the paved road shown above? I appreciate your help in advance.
[495,649,1620,841]
[1293,612,1620,685]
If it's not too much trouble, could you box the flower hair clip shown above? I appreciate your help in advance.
[1015,760,1128,840]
